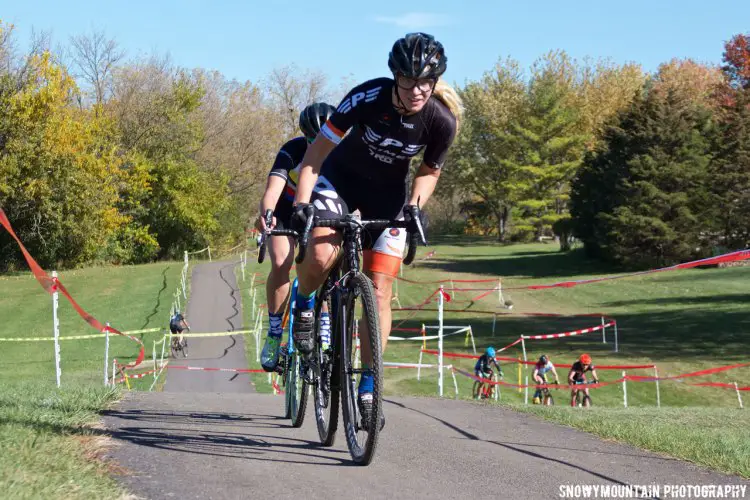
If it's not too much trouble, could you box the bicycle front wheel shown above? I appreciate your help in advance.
[340,272,382,465]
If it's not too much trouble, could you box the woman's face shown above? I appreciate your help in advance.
[394,74,436,113]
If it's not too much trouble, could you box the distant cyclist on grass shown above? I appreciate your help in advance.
[568,353,599,406]
[532,354,560,404]
[473,347,503,399]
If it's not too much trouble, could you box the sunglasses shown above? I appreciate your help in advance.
[395,75,436,94]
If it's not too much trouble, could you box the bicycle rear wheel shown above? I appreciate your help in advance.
[287,350,309,427]
[285,279,309,427]
[314,293,339,446]
[543,391,554,406]
[181,339,189,358]
[340,272,382,465]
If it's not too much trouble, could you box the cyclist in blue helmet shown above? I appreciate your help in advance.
[473,346,502,399]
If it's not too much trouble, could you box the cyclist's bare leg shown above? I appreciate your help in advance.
[267,235,294,314]
[296,228,341,296]
[358,270,394,368]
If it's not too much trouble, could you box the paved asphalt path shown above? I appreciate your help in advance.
[103,262,748,499]
[164,261,255,394]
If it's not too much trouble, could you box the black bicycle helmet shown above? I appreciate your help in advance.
[299,102,336,141]
[388,32,447,80]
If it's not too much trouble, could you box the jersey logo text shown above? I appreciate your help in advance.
[337,86,382,114]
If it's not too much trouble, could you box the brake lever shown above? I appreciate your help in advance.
[295,205,316,264]
[412,197,427,246]
[263,209,274,234]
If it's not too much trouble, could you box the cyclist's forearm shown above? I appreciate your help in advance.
[408,163,440,205]
[294,137,336,205]
[294,165,319,205]
[260,177,286,213]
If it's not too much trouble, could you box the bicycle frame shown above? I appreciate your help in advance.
[284,278,298,410]
[573,381,593,407]
[290,210,422,464]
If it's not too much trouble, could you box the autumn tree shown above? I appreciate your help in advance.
[721,33,750,90]
[651,58,723,110]
[0,53,127,268]
[445,57,526,241]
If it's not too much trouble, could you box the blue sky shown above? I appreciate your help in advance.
[4,0,749,90]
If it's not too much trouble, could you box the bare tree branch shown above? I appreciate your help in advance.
[69,28,125,106]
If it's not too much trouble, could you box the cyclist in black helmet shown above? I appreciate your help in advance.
[258,102,336,372]
[169,310,191,353]
[289,33,463,425]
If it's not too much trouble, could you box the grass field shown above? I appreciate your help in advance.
[514,405,750,478]
[240,239,750,477]
[0,261,185,498]
[2,239,748,489]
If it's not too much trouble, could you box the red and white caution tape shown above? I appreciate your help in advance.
[167,365,266,374]
[506,249,750,291]
[0,208,145,370]
[384,362,436,369]
[116,368,160,383]
[522,321,615,340]
[627,362,750,382]
[422,349,656,371]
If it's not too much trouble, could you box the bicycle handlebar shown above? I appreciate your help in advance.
[299,215,425,266]
[258,209,301,263]
[258,204,428,268]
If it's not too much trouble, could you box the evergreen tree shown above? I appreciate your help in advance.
[571,85,715,268]
[503,73,587,241]
[710,34,750,250]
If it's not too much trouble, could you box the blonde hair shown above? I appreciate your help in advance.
[433,78,464,133]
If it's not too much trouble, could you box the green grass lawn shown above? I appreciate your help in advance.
[236,266,282,395]
[3,239,746,490]
[241,239,750,476]
[0,261,184,498]
[514,405,750,478]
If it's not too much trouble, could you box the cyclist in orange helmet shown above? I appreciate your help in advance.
[568,353,599,406]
